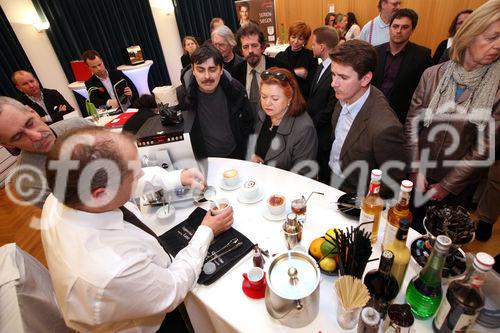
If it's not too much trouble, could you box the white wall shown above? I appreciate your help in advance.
[1,0,80,113]
[0,0,184,110]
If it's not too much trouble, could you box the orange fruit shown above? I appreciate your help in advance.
[309,237,325,259]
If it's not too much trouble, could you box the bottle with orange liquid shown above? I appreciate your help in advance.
[359,169,384,244]
[382,180,413,249]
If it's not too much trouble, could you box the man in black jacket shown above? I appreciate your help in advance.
[82,50,138,110]
[373,9,431,124]
[13,70,74,124]
[308,26,339,184]
[232,23,287,118]
[177,45,254,160]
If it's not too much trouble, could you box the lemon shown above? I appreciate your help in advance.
[320,239,336,257]
[325,228,340,242]
[319,256,337,272]
[308,237,325,259]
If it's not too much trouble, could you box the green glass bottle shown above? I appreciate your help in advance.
[405,235,452,319]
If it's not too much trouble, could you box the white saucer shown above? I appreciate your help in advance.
[237,191,265,204]
[218,179,242,191]
[262,209,287,222]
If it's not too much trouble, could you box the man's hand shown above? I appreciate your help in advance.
[58,104,67,112]
[294,67,308,79]
[428,183,450,201]
[108,99,119,108]
[410,172,429,193]
[124,87,132,96]
[201,207,233,236]
[181,168,206,190]
[251,154,264,164]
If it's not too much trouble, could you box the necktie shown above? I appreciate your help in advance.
[119,205,171,257]
[312,63,324,89]
[249,68,259,103]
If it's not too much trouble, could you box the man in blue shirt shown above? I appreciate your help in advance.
[328,40,406,198]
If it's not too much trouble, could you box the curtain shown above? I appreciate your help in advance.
[32,0,171,95]
[0,6,36,97]
[173,0,238,41]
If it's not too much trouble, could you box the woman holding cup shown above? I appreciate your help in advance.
[251,67,317,175]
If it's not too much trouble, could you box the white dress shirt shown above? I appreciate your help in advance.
[98,71,116,105]
[317,58,332,84]
[41,167,214,332]
[329,87,371,176]
[359,15,390,46]
[245,55,266,97]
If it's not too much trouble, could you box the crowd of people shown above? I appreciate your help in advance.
[0,0,498,332]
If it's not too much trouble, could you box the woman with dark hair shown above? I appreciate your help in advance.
[324,12,335,26]
[333,13,348,40]
[404,1,500,233]
[180,36,199,68]
[275,21,316,98]
[344,12,361,40]
[432,9,473,64]
[252,67,317,174]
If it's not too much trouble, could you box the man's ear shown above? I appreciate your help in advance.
[361,71,373,88]
[91,187,107,199]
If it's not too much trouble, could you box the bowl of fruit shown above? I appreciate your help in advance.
[308,228,340,275]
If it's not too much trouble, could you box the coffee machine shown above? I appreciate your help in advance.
[135,111,199,206]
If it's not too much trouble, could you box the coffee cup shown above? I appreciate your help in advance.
[242,267,265,289]
[267,194,286,215]
[241,180,260,200]
[209,198,230,216]
[223,169,239,187]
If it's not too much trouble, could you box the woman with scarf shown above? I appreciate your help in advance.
[404,0,500,233]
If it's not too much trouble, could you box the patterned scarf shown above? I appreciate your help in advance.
[424,60,500,129]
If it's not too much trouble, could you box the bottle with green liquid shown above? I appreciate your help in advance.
[405,235,452,319]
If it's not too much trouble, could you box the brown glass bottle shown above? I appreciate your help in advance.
[383,180,413,249]
[359,169,384,244]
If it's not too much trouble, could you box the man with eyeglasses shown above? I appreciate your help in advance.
[360,0,402,46]
[177,45,254,160]
[211,25,243,74]
[233,23,287,118]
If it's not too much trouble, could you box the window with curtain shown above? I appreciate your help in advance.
[32,0,171,98]
[0,6,37,97]
[173,0,238,41]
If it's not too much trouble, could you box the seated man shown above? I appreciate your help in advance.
[41,126,233,332]
[12,70,74,124]
[373,9,431,124]
[178,45,254,160]
[82,49,138,110]
[328,40,406,197]
[0,96,91,207]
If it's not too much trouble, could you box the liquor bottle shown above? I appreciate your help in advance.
[363,250,400,317]
[383,180,413,249]
[384,218,411,288]
[252,245,264,269]
[359,169,384,244]
[433,252,495,333]
[405,235,452,319]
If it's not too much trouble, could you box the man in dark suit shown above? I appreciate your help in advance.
[329,40,406,198]
[308,26,339,184]
[82,50,138,110]
[373,9,431,124]
[13,70,74,124]
[232,23,287,118]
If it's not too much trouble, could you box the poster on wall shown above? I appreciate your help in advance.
[235,0,277,45]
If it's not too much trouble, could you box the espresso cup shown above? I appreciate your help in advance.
[209,198,230,216]
[242,267,265,289]
[267,194,286,215]
[223,169,239,187]
[241,180,260,200]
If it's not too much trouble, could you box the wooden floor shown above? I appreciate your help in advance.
[0,187,498,268]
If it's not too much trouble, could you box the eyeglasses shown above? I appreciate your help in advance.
[260,70,288,81]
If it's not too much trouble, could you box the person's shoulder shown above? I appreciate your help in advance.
[375,42,389,52]
[50,117,94,133]
[408,42,431,55]
[295,111,315,129]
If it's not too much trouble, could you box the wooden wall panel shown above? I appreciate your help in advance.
[275,0,487,53]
